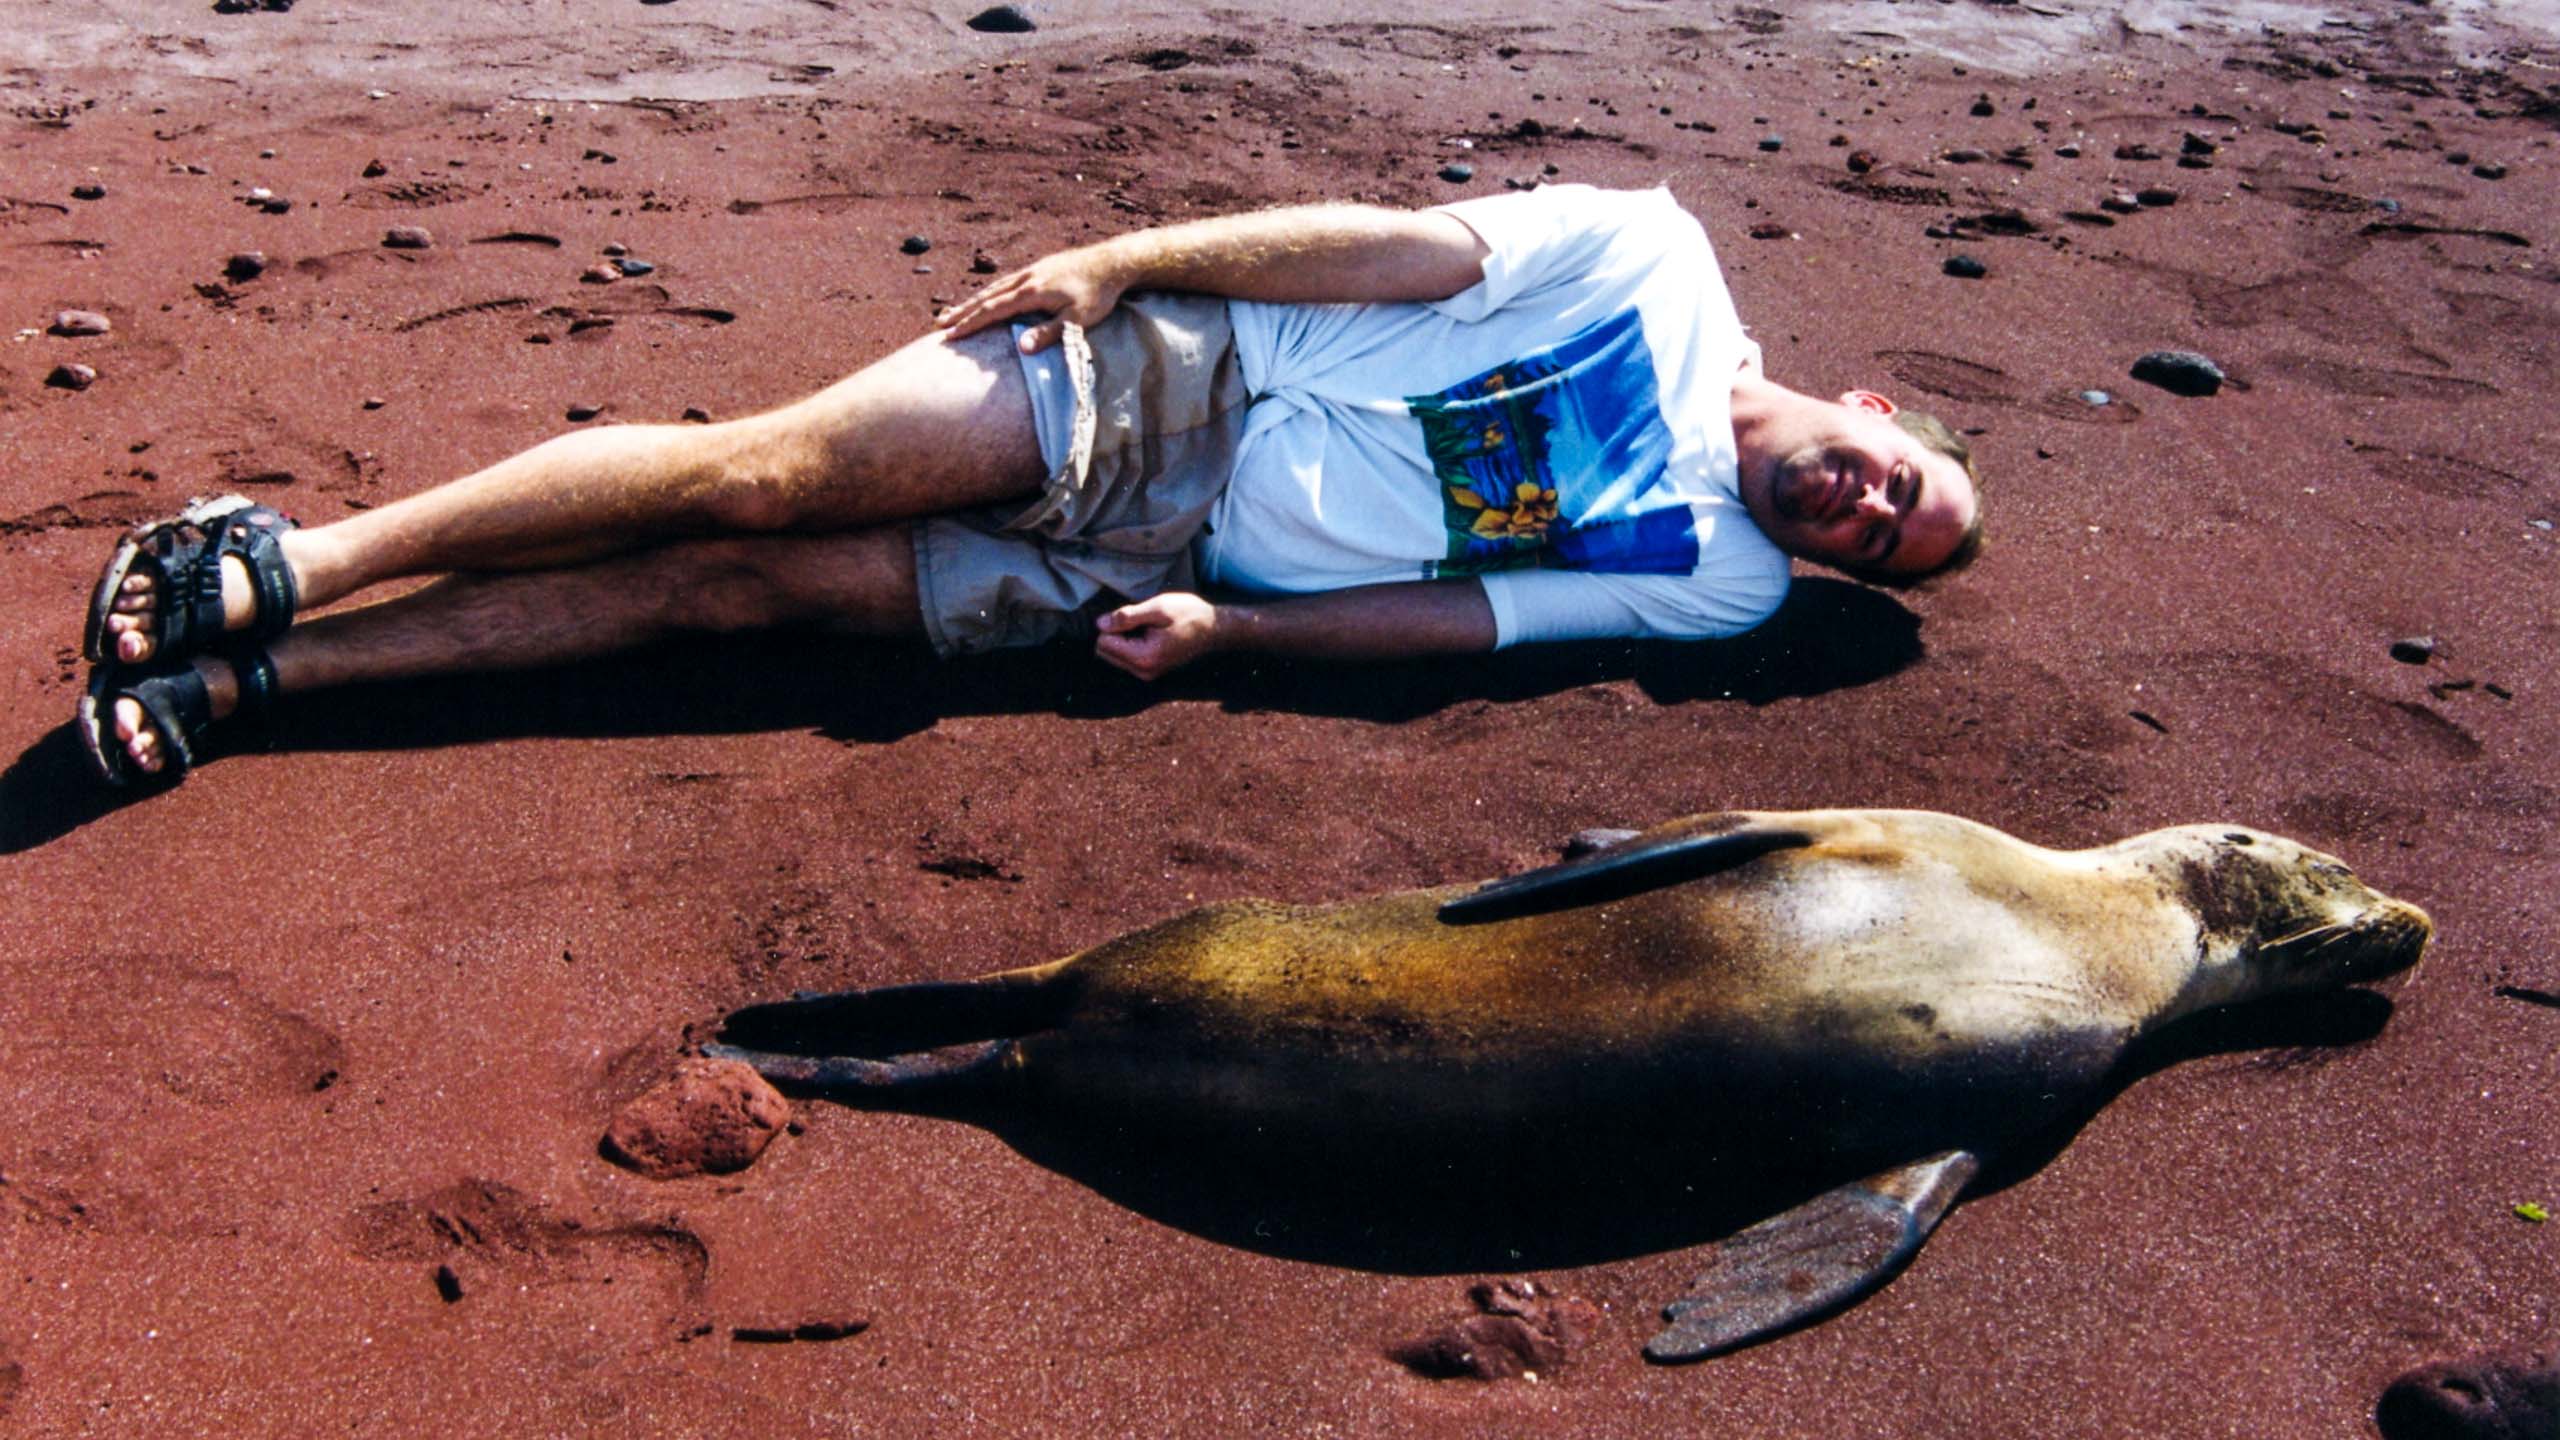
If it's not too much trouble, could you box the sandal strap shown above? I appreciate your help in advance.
[120,664,216,778]
[153,516,232,657]
[225,643,283,734]
[212,506,301,645]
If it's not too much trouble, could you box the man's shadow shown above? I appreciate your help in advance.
[2,578,1918,851]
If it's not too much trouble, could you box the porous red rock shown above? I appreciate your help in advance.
[1388,1279,1604,1381]
[601,1057,791,1179]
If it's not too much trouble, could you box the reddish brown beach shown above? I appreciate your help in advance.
[2,3,2555,1435]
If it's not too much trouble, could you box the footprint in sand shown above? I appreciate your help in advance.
[344,1178,710,1323]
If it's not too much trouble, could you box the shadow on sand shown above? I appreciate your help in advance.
[2,578,1920,852]
[753,987,2398,1279]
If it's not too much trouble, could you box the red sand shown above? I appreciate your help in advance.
[3,4,2556,1435]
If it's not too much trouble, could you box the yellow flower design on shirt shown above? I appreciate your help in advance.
[1448,481,1561,540]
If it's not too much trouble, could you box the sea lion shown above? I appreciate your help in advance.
[711,808,2431,1362]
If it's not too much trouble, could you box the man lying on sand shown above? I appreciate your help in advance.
[79,183,1981,785]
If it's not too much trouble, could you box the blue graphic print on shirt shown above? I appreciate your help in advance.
[1405,308,1699,578]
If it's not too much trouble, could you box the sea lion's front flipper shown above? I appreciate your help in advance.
[1441,817,1815,924]
[1644,1149,1980,1364]
[703,1039,1015,1099]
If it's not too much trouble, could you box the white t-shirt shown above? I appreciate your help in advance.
[1199,184,1791,647]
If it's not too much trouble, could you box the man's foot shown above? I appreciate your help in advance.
[103,556,259,664]
[78,649,276,788]
[113,658,238,775]
[84,496,302,666]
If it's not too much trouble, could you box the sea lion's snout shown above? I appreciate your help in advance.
[2160,826,2434,998]
[2250,867,2432,989]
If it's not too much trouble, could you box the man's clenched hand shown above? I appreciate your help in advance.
[1094,592,1222,680]
[938,243,1129,354]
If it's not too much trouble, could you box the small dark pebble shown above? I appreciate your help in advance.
[1846,149,1877,173]
[2175,154,2213,170]
[362,396,386,410]
[613,257,655,276]
[259,196,293,214]
[382,225,433,249]
[2129,349,2225,397]
[433,1265,463,1303]
[969,251,998,274]
[965,3,1035,32]
[49,309,111,337]
[582,148,617,164]
[1942,147,1989,164]
[2114,142,2160,161]
[733,1318,872,1344]
[2473,162,2507,181]
[1747,221,1790,240]
[602,241,629,257]
[1438,162,1475,183]
[2054,142,2080,158]
[224,251,267,282]
[361,158,386,178]
[2389,636,2436,665]
[45,363,98,391]
[1969,93,1995,117]
[71,183,105,201]
[899,234,932,255]
[1943,254,1988,279]
[2181,131,2217,155]
[1757,135,1783,152]
[2445,150,2471,166]
[2136,186,2179,206]
[566,402,603,422]
[682,406,712,423]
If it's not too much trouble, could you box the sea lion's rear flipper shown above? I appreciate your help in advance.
[716,967,1073,1057]
[1644,1149,1980,1365]
[703,1038,1015,1099]
[1441,817,1815,924]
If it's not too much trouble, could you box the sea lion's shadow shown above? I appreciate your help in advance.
[875,987,2398,1276]
[0,579,1916,852]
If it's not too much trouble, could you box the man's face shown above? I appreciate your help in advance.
[1744,391,1977,576]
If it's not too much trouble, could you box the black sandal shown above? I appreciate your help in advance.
[83,494,300,664]
[77,646,282,787]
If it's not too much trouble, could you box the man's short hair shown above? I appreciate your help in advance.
[1840,408,1985,588]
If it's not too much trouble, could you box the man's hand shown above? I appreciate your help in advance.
[1094,592,1222,681]
[938,243,1129,354]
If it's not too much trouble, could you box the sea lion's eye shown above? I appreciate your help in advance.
[2223,832,2255,845]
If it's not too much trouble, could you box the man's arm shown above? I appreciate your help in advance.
[939,204,1490,353]
[1092,582,1496,682]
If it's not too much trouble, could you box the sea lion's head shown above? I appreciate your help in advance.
[2140,825,2433,1008]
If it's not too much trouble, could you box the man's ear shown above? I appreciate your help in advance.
[1839,389,1898,416]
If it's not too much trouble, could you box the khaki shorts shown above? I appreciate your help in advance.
[912,291,1250,657]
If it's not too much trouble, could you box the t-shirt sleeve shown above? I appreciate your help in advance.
[1478,522,1793,646]
[1425,184,1670,323]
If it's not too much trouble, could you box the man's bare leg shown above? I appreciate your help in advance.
[100,325,1045,663]
[112,528,921,773]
